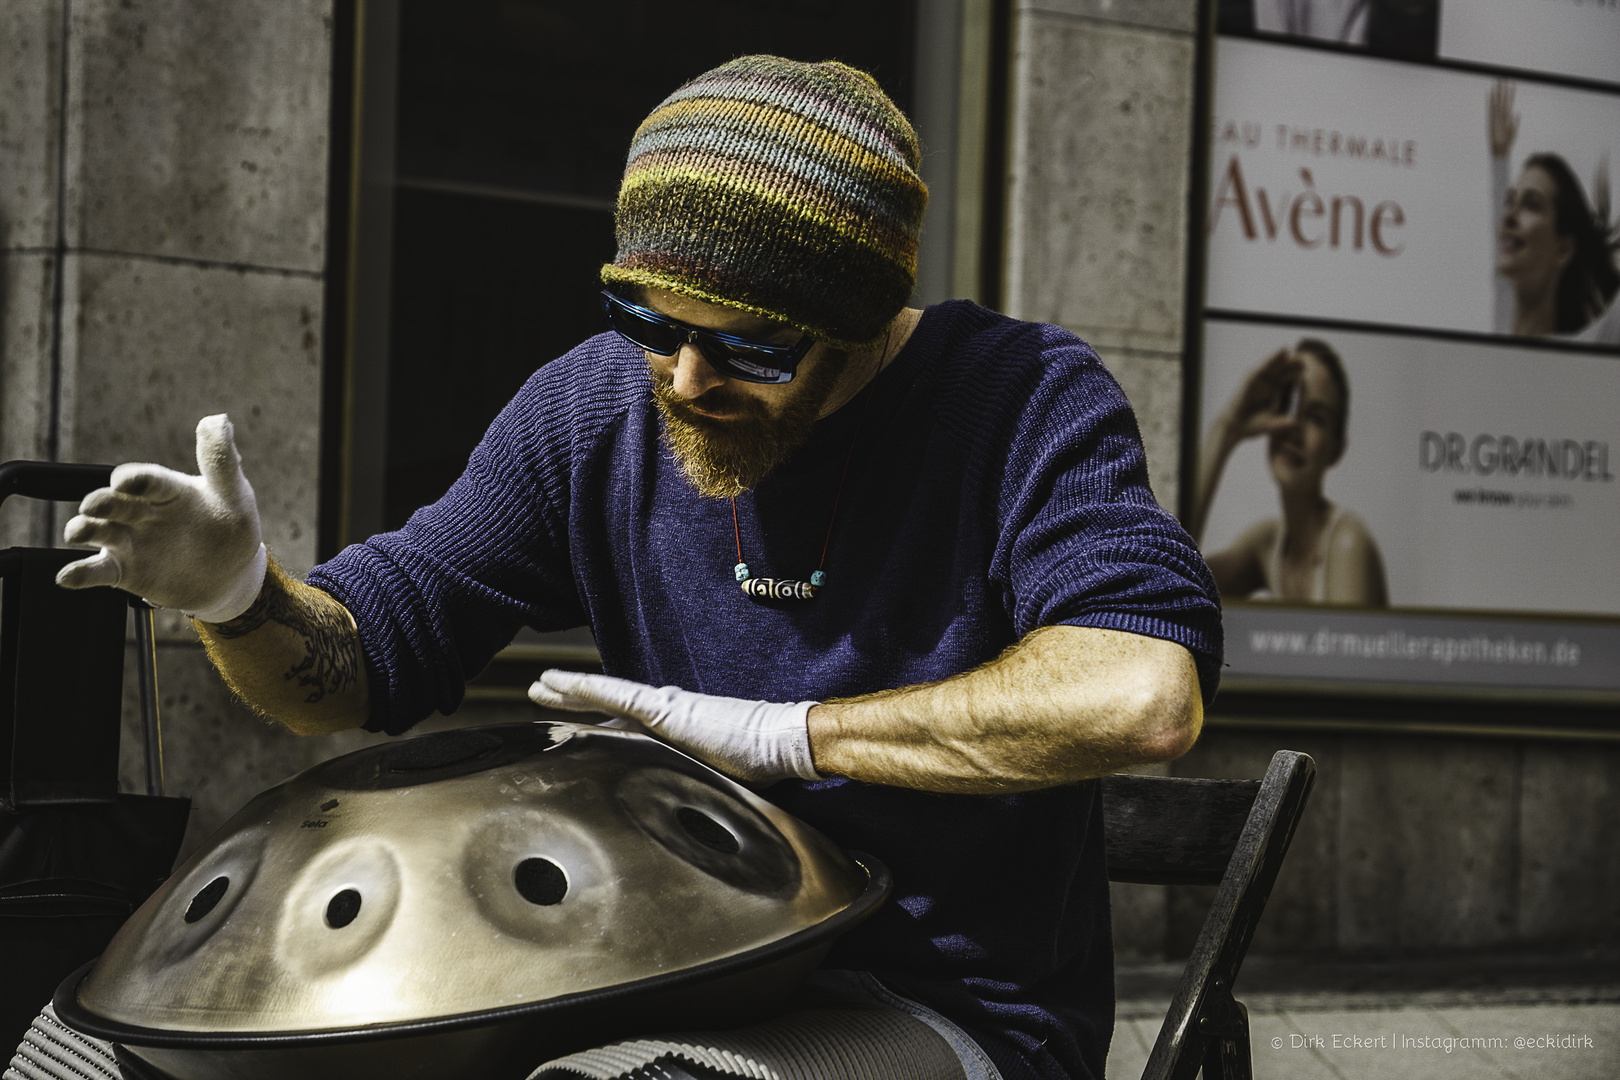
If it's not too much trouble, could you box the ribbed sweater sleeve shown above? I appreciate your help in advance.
[308,333,635,734]
[929,309,1223,700]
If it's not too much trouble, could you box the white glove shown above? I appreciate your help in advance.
[56,414,268,623]
[529,670,822,785]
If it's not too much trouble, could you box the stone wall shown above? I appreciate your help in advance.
[0,0,392,857]
[1169,730,1620,959]
[1003,0,1197,511]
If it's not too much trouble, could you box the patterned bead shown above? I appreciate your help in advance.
[741,577,817,601]
[734,562,751,582]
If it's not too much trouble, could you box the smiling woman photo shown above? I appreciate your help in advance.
[1489,80,1620,344]
[1190,338,1388,606]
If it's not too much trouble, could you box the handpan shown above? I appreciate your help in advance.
[55,721,889,1080]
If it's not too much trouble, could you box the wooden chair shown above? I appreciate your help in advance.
[1101,750,1316,1080]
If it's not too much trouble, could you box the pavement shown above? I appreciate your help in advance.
[1107,952,1620,1079]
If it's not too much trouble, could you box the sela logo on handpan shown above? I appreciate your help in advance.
[300,800,341,828]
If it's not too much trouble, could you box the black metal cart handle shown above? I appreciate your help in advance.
[0,461,114,509]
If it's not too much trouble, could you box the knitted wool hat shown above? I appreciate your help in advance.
[602,55,928,350]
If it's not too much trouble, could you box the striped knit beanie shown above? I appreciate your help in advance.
[602,55,928,350]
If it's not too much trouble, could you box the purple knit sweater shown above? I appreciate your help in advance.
[309,300,1222,1080]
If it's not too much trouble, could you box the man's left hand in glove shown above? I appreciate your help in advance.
[528,671,822,785]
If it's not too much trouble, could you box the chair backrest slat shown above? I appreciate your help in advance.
[1101,775,1260,886]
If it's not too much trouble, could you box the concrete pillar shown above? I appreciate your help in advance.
[1003,0,1200,511]
[1,2,67,548]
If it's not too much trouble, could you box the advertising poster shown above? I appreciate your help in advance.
[1217,0,1440,58]
[1197,318,1620,693]
[1205,37,1620,344]
[1217,1,1619,86]
[1197,28,1620,698]
[1439,1,1620,89]
[1198,319,1620,615]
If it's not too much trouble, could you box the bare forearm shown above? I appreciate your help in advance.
[194,557,370,734]
[807,625,1203,794]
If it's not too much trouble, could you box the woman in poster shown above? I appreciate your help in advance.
[1490,80,1620,344]
[1191,338,1388,606]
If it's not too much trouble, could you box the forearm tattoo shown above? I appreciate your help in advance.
[211,585,360,704]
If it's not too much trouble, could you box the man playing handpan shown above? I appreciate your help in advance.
[59,56,1222,1080]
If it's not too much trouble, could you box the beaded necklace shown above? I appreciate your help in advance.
[730,336,885,602]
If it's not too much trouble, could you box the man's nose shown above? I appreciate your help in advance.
[668,342,727,399]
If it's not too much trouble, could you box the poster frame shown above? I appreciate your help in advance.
[1180,6,1620,716]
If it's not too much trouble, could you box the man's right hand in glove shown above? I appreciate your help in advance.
[57,414,268,623]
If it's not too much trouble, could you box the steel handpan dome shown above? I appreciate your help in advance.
[56,722,889,1080]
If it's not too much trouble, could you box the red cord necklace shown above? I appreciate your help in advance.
[731,349,882,602]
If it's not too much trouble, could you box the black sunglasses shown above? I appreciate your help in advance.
[601,290,814,385]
